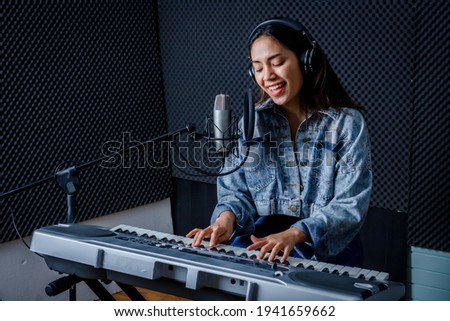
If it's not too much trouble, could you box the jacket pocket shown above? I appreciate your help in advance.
[244,160,276,192]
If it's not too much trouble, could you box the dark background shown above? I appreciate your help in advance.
[2,0,449,283]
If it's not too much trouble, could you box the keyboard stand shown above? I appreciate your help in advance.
[115,282,146,301]
[32,224,405,301]
[83,278,116,301]
[46,274,117,301]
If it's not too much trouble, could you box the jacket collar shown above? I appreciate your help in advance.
[255,98,340,120]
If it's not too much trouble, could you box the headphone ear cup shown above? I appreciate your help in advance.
[299,47,316,75]
[248,62,256,82]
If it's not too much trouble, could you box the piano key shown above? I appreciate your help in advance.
[109,225,391,281]
[365,270,382,281]
[320,263,337,273]
[286,257,314,268]
[168,235,186,243]
[311,261,328,272]
[346,267,363,278]
[329,264,347,275]
[227,247,247,257]
[375,272,389,281]
[305,260,321,270]
[356,268,372,280]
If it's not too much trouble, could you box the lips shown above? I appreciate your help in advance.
[266,82,286,96]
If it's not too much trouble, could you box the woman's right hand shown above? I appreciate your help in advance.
[186,210,236,248]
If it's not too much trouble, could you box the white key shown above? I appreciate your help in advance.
[328,264,346,275]
[356,268,372,280]
[375,272,389,281]
[347,267,363,278]
[365,270,382,281]
[320,263,337,273]
[312,261,328,272]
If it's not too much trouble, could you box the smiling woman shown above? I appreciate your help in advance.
[250,37,303,114]
[250,36,305,140]
[187,18,372,268]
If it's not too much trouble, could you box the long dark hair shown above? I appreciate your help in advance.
[248,20,363,114]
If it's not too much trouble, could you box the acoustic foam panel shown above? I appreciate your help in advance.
[158,0,413,211]
[2,0,171,243]
[407,0,449,252]
[158,0,449,252]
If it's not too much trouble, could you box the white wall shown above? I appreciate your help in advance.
[0,198,172,301]
[406,247,450,301]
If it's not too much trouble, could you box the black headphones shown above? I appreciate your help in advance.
[248,18,318,80]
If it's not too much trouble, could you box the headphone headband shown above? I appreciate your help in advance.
[248,18,319,78]
[248,18,316,50]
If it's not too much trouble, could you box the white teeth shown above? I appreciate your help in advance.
[269,83,283,91]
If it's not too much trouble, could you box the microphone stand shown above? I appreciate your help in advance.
[1,124,195,300]
[2,124,195,218]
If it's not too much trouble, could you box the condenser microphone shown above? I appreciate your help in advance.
[213,94,232,154]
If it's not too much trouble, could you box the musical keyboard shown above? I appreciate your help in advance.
[30,223,405,300]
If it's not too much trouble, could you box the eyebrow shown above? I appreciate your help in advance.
[251,53,283,64]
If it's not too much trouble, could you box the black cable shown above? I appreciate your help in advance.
[8,206,30,249]
[171,137,250,177]
[7,204,43,257]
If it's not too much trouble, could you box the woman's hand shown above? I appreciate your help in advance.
[186,211,236,248]
[247,227,310,263]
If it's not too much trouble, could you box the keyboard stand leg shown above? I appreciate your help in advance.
[116,282,146,301]
[69,286,76,301]
[83,279,116,301]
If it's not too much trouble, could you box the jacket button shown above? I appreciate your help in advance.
[290,205,297,212]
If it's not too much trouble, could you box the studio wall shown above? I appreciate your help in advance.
[158,0,449,253]
[2,0,172,243]
[2,0,448,255]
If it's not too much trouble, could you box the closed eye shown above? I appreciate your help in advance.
[272,59,285,67]
[253,61,285,74]
[253,61,284,73]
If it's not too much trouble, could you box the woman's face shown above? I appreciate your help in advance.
[250,36,303,111]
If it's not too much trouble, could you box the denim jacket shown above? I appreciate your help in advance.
[211,99,372,259]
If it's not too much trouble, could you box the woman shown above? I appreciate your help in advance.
[187,18,372,267]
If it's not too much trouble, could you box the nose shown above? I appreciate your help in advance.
[262,66,275,81]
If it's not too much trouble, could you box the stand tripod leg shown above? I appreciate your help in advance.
[116,282,146,301]
[83,279,116,301]
[69,286,76,301]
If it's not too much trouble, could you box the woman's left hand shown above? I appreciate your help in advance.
[247,227,309,263]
